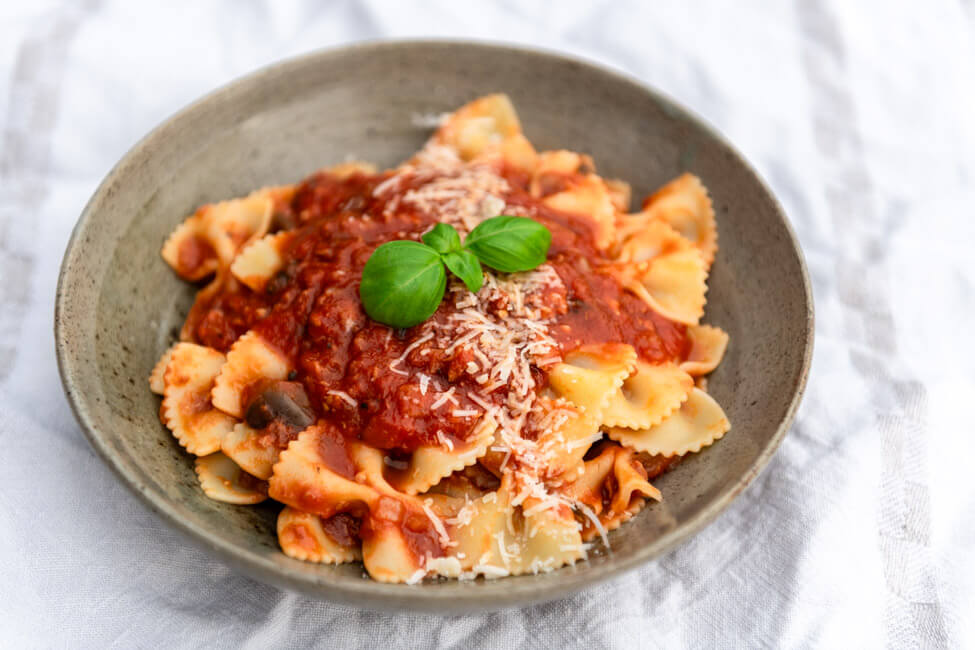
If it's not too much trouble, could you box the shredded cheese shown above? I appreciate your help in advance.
[405,568,427,585]
[327,390,357,408]
[573,500,611,550]
[435,430,455,451]
[430,387,456,410]
[418,502,455,553]
[369,153,600,569]
[567,431,605,452]
[494,531,513,566]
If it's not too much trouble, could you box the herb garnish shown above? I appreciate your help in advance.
[359,215,551,328]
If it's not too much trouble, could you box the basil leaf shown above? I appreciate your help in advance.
[443,250,484,293]
[464,215,551,273]
[422,223,462,254]
[359,241,446,328]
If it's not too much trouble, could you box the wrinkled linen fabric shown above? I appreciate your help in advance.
[1,1,973,647]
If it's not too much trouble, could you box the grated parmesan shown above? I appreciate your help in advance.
[430,387,456,410]
[327,389,357,408]
[421,499,455,549]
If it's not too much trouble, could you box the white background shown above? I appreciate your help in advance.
[1,1,974,648]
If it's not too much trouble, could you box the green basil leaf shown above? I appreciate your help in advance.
[421,222,462,254]
[464,215,551,273]
[443,250,484,293]
[359,241,446,328]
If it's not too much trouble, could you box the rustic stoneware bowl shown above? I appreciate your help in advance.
[55,41,813,612]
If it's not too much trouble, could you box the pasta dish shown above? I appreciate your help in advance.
[149,95,730,583]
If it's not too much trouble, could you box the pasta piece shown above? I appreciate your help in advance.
[161,343,236,456]
[178,270,228,343]
[418,492,473,528]
[476,399,594,481]
[560,443,661,541]
[537,149,594,174]
[496,133,538,175]
[198,190,275,265]
[269,426,448,583]
[542,176,617,250]
[601,361,693,429]
[681,324,729,376]
[616,220,692,264]
[160,220,218,282]
[268,425,377,516]
[636,173,717,267]
[534,398,600,482]
[635,451,683,481]
[211,331,290,418]
[148,344,176,395]
[162,187,292,279]
[446,476,585,578]
[320,161,378,178]
[277,507,361,564]
[526,150,624,249]
[444,487,505,573]
[426,464,500,503]
[607,387,730,456]
[361,522,426,583]
[230,231,293,291]
[605,178,632,213]
[385,415,497,495]
[619,248,708,325]
[529,150,596,197]
[547,343,637,420]
[474,431,509,480]
[220,422,281,480]
[435,94,522,161]
[471,132,539,177]
[194,452,268,505]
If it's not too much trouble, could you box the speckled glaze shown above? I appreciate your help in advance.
[55,41,813,612]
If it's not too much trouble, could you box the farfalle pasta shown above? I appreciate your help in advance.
[150,94,731,583]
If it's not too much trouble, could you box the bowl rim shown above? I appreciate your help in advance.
[55,38,814,612]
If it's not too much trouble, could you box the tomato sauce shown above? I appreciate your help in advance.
[187,166,689,456]
[177,236,215,276]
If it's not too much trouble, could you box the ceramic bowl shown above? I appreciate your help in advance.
[55,40,813,611]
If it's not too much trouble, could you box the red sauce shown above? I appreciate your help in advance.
[640,453,682,480]
[177,235,215,276]
[187,167,689,453]
[315,423,357,480]
[187,284,268,352]
[320,512,361,547]
[361,496,444,562]
[547,256,689,362]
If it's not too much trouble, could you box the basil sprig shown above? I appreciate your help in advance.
[359,215,551,328]
[358,241,446,329]
[464,216,551,272]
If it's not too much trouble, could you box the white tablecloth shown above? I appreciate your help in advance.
[2,1,973,647]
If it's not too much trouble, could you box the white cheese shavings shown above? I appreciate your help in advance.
[421,498,455,549]
[430,387,456,410]
[327,390,358,408]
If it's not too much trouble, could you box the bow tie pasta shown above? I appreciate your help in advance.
[149,94,730,583]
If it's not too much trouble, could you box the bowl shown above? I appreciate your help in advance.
[55,40,813,611]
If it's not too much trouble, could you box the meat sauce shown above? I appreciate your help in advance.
[186,168,689,455]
